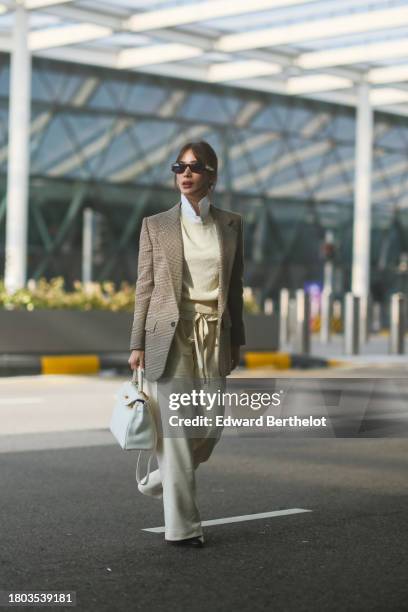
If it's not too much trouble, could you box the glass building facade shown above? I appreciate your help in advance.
[1,52,408,302]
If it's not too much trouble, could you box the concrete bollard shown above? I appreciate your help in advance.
[389,292,406,354]
[320,288,332,343]
[359,294,372,345]
[294,289,310,354]
[264,298,274,315]
[344,292,360,355]
[279,288,290,347]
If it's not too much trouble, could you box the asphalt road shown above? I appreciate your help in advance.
[0,372,407,611]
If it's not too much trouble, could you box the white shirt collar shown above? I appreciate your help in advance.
[180,193,211,224]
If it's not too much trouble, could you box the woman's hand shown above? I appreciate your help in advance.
[231,345,241,371]
[128,349,145,371]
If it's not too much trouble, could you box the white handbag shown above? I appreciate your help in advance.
[110,367,157,485]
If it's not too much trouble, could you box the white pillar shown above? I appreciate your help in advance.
[351,82,372,300]
[351,82,373,346]
[4,3,31,293]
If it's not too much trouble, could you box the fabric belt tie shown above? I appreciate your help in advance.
[179,302,218,381]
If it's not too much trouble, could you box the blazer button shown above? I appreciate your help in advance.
[171,321,176,327]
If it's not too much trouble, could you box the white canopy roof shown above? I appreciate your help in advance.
[1,0,408,116]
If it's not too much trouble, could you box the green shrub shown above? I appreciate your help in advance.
[0,277,257,312]
[0,277,135,311]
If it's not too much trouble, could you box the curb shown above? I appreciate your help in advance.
[0,351,341,376]
[0,353,130,376]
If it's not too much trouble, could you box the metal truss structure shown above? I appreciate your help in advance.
[1,1,408,301]
[1,52,408,301]
[2,0,408,115]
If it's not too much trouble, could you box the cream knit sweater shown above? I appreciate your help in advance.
[179,208,220,310]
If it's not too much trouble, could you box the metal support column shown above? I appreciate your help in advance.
[82,207,95,284]
[4,3,31,293]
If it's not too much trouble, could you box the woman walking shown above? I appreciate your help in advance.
[128,141,245,548]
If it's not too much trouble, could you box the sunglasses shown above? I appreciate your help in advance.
[171,161,215,174]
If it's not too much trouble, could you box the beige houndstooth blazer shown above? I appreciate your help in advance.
[129,201,246,382]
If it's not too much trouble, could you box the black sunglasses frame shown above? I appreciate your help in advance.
[171,161,215,174]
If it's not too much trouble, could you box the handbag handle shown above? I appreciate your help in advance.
[131,366,155,486]
[132,366,144,392]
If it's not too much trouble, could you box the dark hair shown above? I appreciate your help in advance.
[173,141,218,190]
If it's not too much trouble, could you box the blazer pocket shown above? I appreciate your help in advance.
[144,318,158,333]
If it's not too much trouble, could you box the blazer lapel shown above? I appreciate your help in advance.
[158,201,238,317]
[210,204,238,317]
[158,202,184,306]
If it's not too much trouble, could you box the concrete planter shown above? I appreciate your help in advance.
[0,309,278,354]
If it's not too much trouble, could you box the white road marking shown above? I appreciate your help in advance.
[142,508,312,533]
[0,397,44,405]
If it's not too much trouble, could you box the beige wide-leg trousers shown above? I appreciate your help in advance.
[139,302,226,541]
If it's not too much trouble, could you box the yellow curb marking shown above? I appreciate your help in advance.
[41,355,100,374]
[244,352,291,369]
